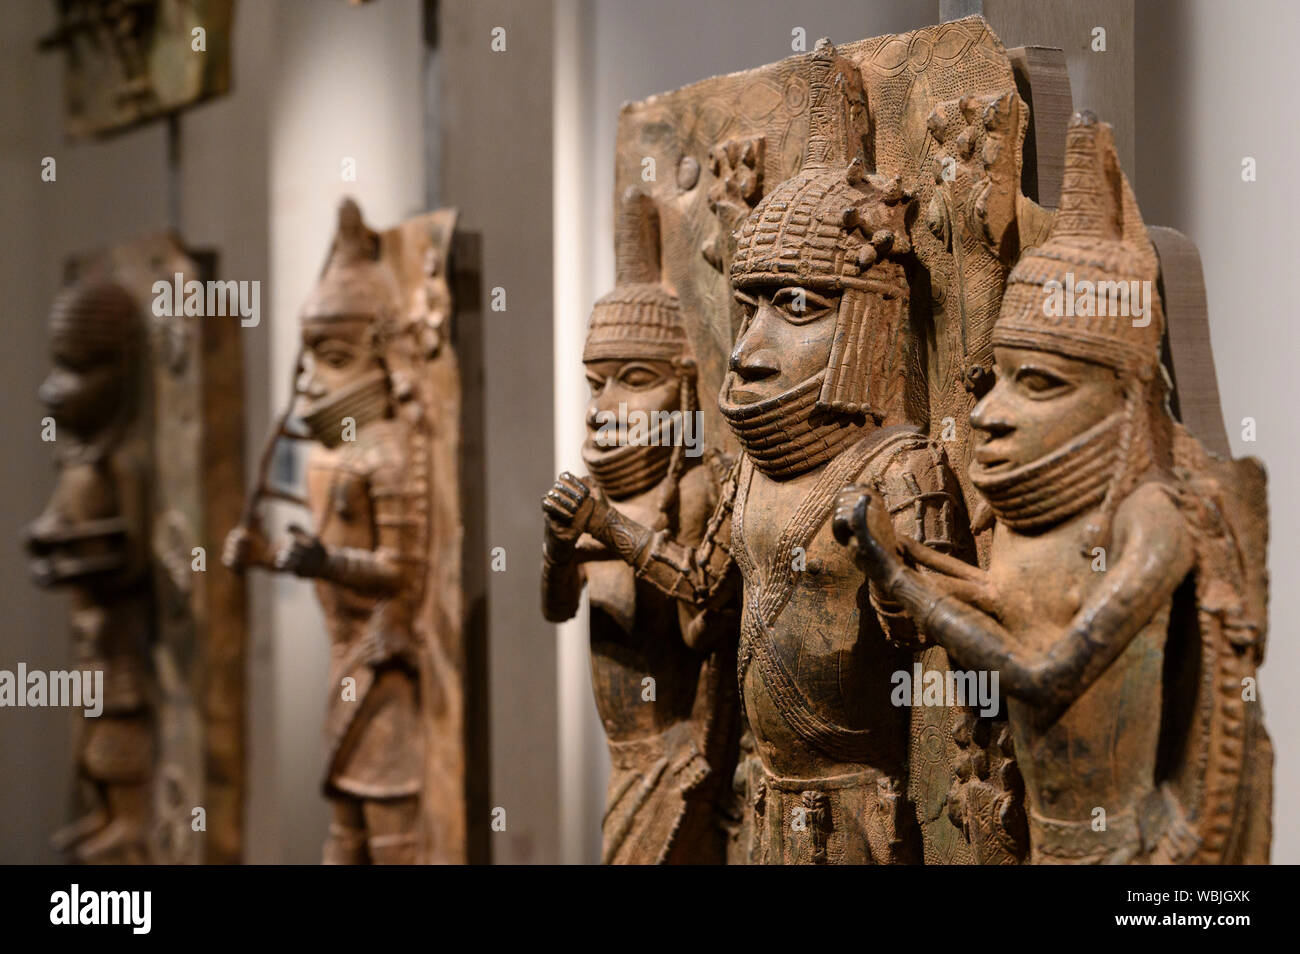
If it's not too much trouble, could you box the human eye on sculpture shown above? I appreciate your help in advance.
[314,340,360,370]
[616,361,670,389]
[1011,363,1072,398]
[771,286,836,324]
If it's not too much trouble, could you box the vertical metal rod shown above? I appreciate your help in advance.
[166,113,182,232]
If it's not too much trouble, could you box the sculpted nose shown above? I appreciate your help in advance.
[730,298,782,381]
[729,342,780,381]
[585,377,617,421]
[970,389,1013,437]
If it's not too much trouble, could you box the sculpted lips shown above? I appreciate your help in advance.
[973,440,1015,470]
[724,374,765,406]
[585,429,628,450]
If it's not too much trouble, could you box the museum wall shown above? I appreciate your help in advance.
[439,0,559,866]
[1136,0,1300,865]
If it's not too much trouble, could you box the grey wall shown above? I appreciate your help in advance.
[440,0,559,865]
[1137,0,1300,864]
[974,0,1136,181]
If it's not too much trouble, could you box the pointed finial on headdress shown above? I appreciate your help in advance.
[1052,111,1122,244]
[994,111,1163,372]
[1053,111,1157,275]
[330,197,381,268]
[802,38,868,173]
[614,187,662,287]
[301,198,398,325]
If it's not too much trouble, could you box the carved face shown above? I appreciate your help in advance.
[971,346,1125,471]
[39,339,123,434]
[298,319,384,411]
[723,285,839,405]
[584,358,678,449]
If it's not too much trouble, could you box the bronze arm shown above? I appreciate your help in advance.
[540,524,585,623]
[848,491,1193,711]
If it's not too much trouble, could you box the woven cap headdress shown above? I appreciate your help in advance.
[982,113,1170,553]
[49,279,140,361]
[993,112,1163,374]
[729,38,913,419]
[300,198,402,335]
[583,188,688,362]
[730,39,910,298]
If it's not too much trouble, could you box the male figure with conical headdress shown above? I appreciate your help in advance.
[836,112,1273,864]
[545,41,972,864]
[542,189,740,864]
[224,199,429,864]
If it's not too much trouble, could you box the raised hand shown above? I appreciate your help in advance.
[702,136,765,272]
[274,524,329,578]
[831,485,902,586]
[222,524,267,572]
[541,471,600,543]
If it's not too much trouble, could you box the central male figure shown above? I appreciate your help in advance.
[545,41,969,863]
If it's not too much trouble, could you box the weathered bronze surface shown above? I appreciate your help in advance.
[27,235,247,864]
[543,188,740,864]
[225,199,473,864]
[39,0,234,139]
[545,15,1271,864]
[836,113,1272,865]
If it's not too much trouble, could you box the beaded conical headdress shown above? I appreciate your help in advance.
[582,189,697,507]
[730,38,912,418]
[993,112,1163,372]
[49,279,140,362]
[301,198,402,335]
[583,188,689,363]
[977,112,1168,548]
